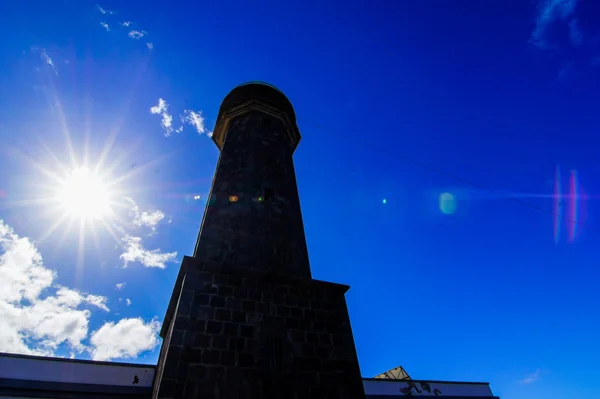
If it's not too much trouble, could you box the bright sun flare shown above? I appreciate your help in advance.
[57,167,113,220]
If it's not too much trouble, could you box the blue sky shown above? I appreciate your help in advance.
[0,0,599,398]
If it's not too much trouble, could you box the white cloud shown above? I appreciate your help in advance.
[83,294,110,312]
[122,21,131,27]
[181,110,208,135]
[146,42,154,50]
[207,131,214,138]
[96,4,113,15]
[520,369,542,384]
[150,98,170,124]
[161,113,173,135]
[100,22,110,32]
[125,197,165,232]
[0,220,163,361]
[128,30,146,40]
[530,0,579,49]
[150,98,175,136]
[0,222,53,304]
[89,318,160,361]
[115,282,125,290]
[120,235,177,269]
[0,220,109,356]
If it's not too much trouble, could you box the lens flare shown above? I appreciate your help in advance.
[439,192,457,215]
[552,167,589,244]
[568,170,579,243]
[553,165,562,244]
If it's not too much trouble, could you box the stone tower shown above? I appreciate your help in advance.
[152,82,365,399]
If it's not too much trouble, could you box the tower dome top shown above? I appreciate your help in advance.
[218,81,296,123]
[212,82,301,152]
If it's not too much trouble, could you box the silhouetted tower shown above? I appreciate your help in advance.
[152,82,365,399]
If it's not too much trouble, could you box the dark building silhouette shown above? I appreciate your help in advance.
[152,82,366,399]
[0,82,499,399]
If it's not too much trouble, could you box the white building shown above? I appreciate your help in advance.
[0,352,499,398]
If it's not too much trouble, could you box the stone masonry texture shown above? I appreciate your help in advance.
[153,83,365,399]
[192,107,311,280]
[154,257,365,399]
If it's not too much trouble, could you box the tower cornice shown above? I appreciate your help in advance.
[211,83,301,153]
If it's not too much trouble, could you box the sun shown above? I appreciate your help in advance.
[56,166,113,220]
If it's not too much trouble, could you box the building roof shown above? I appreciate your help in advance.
[373,365,412,380]
[0,352,499,398]
[0,352,153,398]
[220,82,296,122]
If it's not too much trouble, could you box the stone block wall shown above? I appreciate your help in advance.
[154,257,365,399]
[152,275,186,399]
[192,110,311,280]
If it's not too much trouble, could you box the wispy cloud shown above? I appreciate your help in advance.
[96,4,114,15]
[128,30,146,40]
[39,49,54,68]
[83,294,110,312]
[125,197,165,233]
[151,102,212,138]
[117,196,176,268]
[150,98,174,136]
[32,47,56,74]
[520,369,543,384]
[118,297,132,306]
[181,110,209,135]
[94,6,151,49]
[530,0,580,49]
[115,282,126,290]
[120,235,177,269]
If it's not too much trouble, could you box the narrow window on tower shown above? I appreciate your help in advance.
[267,337,283,372]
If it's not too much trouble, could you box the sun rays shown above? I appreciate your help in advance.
[21,147,130,251]
[1,94,159,271]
